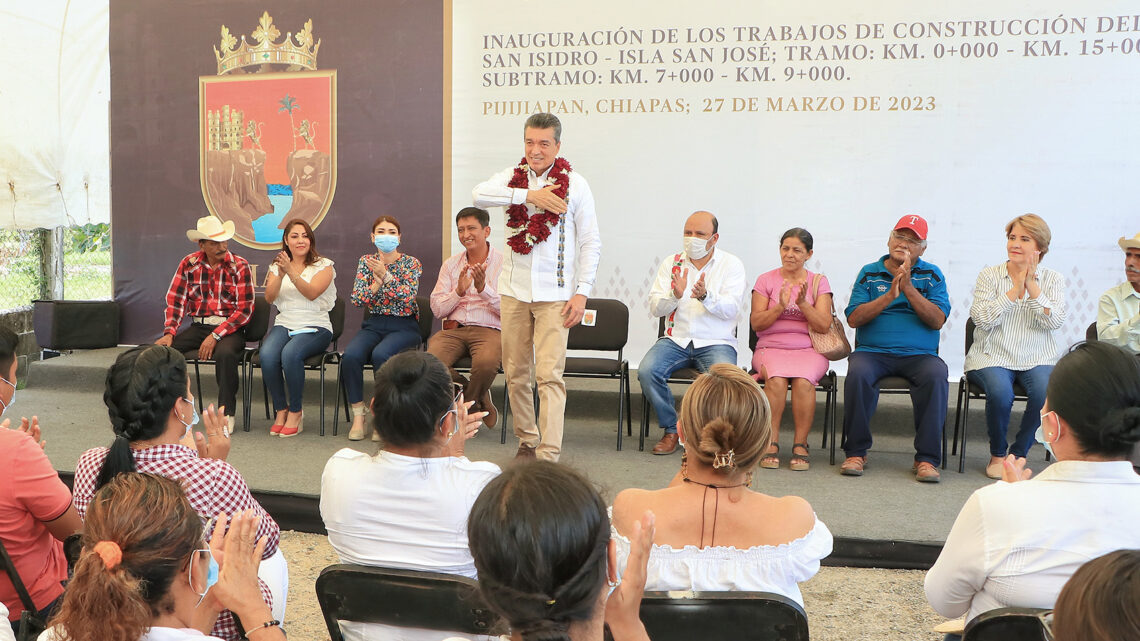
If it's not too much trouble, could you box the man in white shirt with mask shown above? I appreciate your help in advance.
[640,211,747,455]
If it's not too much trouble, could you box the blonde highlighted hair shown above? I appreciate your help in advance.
[678,364,772,475]
[1005,213,1052,259]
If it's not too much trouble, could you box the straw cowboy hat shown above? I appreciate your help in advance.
[186,216,236,242]
[1119,232,1140,251]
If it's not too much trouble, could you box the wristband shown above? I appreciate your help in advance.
[247,619,281,635]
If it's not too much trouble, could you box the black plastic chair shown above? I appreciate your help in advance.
[746,330,839,463]
[183,296,271,432]
[962,607,1051,641]
[315,564,507,641]
[1086,320,1098,341]
[632,591,809,641]
[244,296,346,435]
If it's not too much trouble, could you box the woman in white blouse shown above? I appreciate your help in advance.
[610,364,832,607]
[262,219,336,437]
[964,214,1066,478]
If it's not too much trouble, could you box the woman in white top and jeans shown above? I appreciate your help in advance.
[964,214,1066,478]
[610,364,832,607]
[262,219,336,437]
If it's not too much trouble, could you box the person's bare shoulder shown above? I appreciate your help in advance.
[766,494,817,536]
[612,487,658,536]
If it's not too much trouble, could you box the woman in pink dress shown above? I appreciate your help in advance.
[750,228,834,471]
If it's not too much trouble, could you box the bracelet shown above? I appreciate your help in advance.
[246,619,280,635]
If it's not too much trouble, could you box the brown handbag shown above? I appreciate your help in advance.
[807,273,852,361]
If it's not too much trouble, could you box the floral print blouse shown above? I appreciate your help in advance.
[350,253,421,319]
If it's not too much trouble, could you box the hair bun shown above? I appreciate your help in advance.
[697,418,736,466]
[1106,407,1140,447]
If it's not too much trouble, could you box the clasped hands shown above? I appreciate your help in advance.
[455,263,488,295]
[671,268,708,301]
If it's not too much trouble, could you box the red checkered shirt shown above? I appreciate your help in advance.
[73,444,279,640]
[164,251,254,338]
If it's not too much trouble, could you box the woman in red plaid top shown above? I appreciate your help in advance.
[71,345,285,640]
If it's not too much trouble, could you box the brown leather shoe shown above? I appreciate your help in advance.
[652,433,679,455]
[840,456,866,476]
[514,442,536,460]
[914,461,941,483]
[480,390,498,429]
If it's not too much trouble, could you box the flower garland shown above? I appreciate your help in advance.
[505,157,571,255]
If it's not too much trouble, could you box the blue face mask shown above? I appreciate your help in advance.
[190,547,219,606]
[0,375,14,416]
[178,396,200,437]
[374,235,400,253]
[1035,411,1057,458]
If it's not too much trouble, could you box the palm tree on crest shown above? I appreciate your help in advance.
[278,94,300,152]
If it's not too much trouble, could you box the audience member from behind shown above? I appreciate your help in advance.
[1097,231,1140,353]
[612,364,832,606]
[72,345,284,641]
[1052,549,1140,641]
[467,461,655,641]
[925,341,1140,625]
[320,351,494,641]
[43,473,284,641]
[0,327,82,633]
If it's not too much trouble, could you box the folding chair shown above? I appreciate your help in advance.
[633,591,809,641]
[315,564,507,641]
[1086,320,1098,341]
[962,607,1051,641]
[184,296,271,431]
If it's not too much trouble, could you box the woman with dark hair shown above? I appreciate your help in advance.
[261,218,336,437]
[964,214,1066,478]
[71,345,284,640]
[343,215,423,441]
[43,473,284,641]
[1052,549,1140,641]
[926,341,1140,627]
[467,461,654,641]
[320,350,494,641]
[749,227,835,470]
[611,364,831,606]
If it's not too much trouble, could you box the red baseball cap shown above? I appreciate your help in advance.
[894,215,929,240]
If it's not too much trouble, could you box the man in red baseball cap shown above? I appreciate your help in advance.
[840,214,951,483]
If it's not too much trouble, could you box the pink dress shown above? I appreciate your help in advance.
[751,269,830,385]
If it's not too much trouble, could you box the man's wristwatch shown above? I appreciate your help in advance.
[210,331,222,341]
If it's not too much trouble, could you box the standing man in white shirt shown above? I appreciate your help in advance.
[641,211,747,455]
[1097,231,1140,354]
[472,113,602,461]
[428,207,505,428]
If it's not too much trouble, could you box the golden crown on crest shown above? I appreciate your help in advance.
[214,11,320,75]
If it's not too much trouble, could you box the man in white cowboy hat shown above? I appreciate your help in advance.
[1097,231,1140,355]
[156,216,254,433]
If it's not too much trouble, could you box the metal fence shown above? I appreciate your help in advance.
[0,224,112,313]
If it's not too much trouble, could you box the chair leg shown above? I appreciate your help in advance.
[639,395,649,452]
[319,362,327,437]
[262,375,271,420]
[616,373,625,451]
[333,366,343,436]
[624,364,633,437]
[959,394,971,474]
[244,362,254,433]
[500,385,510,445]
[193,361,204,412]
[952,381,964,456]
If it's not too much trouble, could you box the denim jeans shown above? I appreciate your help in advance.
[637,338,737,434]
[260,325,333,413]
[341,314,421,404]
[966,365,1052,458]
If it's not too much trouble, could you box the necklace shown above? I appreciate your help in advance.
[682,475,748,548]
[505,157,571,256]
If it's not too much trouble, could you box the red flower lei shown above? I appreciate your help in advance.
[505,157,571,255]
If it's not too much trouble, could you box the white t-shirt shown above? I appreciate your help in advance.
[268,257,336,332]
[41,626,221,640]
[320,448,501,641]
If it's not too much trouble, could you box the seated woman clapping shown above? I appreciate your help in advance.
[610,364,833,606]
[43,473,284,641]
[925,341,1140,625]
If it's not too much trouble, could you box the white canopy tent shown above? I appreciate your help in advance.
[0,2,110,230]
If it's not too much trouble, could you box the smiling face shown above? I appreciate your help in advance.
[887,228,925,263]
[1006,223,1040,266]
[779,236,812,273]
[523,126,560,174]
[456,216,490,253]
[285,223,311,260]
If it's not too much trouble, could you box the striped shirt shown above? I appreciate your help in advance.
[429,243,504,330]
[964,263,1067,372]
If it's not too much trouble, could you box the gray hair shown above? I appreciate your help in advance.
[524,113,562,143]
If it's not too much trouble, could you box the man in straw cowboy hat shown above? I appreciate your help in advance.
[1097,231,1140,355]
[156,216,254,434]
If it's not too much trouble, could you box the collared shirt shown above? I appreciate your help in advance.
[472,161,601,302]
[924,460,1140,623]
[430,243,504,330]
[164,250,254,338]
[350,253,421,318]
[268,257,336,332]
[73,444,280,641]
[647,248,746,349]
[1097,281,1140,353]
[846,255,951,356]
[964,264,1066,372]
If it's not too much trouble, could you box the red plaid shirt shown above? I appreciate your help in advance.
[164,251,254,338]
[73,444,279,640]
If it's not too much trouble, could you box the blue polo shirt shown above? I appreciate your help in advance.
[845,255,950,356]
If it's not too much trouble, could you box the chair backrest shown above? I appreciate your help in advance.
[962,607,1051,641]
[245,296,272,343]
[314,564,507,641]
[636,591,809,641]
[328,296,346,344]
[568,298,629,352]
[415,295,434,344]
[965,316,977,354]
[1086,320,1098,342]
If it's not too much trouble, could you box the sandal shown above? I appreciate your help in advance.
[760,443,780,469]
[790,442,810,471]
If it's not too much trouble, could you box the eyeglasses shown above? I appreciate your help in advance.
[891,232,922,247]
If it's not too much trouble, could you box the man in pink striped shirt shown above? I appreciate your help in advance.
[428,207,504,427]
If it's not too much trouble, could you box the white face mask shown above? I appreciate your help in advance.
[0,375,14,416]
[684,236,711,260]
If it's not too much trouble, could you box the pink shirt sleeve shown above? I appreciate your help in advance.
[753,270,777,298]
[14,434,72,522]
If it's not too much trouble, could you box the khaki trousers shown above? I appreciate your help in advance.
[426,325,502,410]
[500,295,569,461]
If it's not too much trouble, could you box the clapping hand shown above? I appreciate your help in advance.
[193,404,231,461]
[272,251,291,275]
[470,263,488,292]
[456,266,473,296]
[690,273,708,301]
[605,510,656,640]
[795,281,809,306]
[671,267,689,299]
[365,255,388,280]
[1001,455,1033,483]
[2,415,44,449]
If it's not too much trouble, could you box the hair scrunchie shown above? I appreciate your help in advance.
[92,540,123,570]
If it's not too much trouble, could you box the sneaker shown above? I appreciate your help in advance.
[840,456,866,476]
[914,461,941,483]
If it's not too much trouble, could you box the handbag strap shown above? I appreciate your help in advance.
[0,535,39,613]
[811,273,838,317]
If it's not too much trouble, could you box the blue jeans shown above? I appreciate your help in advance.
[260,325,333,413]
[966,365,1052,458]
[342,314,421,404]
[638,338,737,434]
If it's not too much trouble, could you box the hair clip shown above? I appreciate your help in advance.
[712,449,735,469]
[93,540,123,570]
[545,598,557,607]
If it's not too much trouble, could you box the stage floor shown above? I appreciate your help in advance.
[20,348,1043,546]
